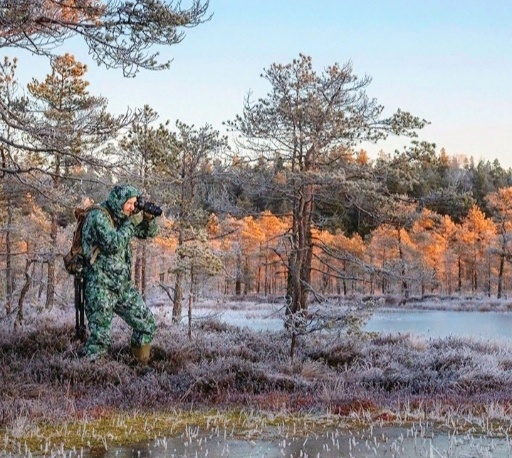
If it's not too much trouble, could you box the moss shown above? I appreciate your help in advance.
[5,404,512,455]
[0,409,354,454]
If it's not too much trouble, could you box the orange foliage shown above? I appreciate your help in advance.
[367,224,415,264]
[240,216,266,250]
[27,53,89,101]
[459,205,496,246]
[334,231,365,257]
[42,0,104,24]
[355,149,370,165]
[410,209,447,269]
[258,210,290,239]
[141,204,506,296]
[486,187,512,229]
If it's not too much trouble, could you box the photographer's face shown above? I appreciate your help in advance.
[122,197,137,216]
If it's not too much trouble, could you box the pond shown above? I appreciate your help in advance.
[196,307,512,342]
[65,423,512,457]
[365,309,512,341]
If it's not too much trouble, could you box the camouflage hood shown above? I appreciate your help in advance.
[103,184,139,224]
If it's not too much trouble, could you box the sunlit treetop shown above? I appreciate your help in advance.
[0,0,210,76]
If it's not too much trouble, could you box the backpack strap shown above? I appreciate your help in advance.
[87,206,115,267]
[90,247,101,266]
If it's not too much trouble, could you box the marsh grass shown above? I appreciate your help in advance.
[3,298,512,455]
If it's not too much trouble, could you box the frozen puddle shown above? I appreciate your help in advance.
[70,425,512,457]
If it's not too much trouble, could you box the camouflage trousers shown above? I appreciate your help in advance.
[83,280,156,357]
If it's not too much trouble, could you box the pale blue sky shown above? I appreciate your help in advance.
[10,1,512,168]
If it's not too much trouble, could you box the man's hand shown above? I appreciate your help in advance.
[130,212,143,225]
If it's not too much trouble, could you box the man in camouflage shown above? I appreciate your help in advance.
[80,184,159,363]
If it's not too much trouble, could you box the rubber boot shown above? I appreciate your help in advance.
[131,344,151,365]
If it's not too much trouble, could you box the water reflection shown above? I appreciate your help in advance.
[365,309,512,341]
[198,308,512,341]
[80,425,512,457]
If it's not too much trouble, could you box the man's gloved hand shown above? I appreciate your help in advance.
[143,212,155,221]
[130,212,143,225]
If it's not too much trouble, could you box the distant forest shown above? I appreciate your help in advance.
[1,8,512,323]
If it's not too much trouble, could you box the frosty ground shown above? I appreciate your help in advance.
[2,295,512,455]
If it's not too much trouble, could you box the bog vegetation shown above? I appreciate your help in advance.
[4,297,512,453]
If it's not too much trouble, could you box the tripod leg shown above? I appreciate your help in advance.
[74,276,87,342]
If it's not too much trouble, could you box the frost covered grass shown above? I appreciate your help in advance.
[364,293,512,312]
[2,297,512,453]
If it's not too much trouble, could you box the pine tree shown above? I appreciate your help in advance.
[26,53,126,308]
[0,0,210,76]
[227,54,427,324]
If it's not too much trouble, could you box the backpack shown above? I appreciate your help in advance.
[63,205,113,276]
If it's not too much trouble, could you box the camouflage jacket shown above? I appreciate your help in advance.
[81,185,159,290]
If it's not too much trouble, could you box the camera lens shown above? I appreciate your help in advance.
[136,197,162,216]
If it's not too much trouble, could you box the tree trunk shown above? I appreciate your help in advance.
[342,260,347,296]
[286,181,313,326]
[188,267,195,340]
[5,201,14,314]
[243,256,250,295]
[446,256,453,295]
[473,258,478,292]
[397,229,408,298]
[457,256,462,293]
[38,262,45,299]
[497,254,504,299]
[16,259,34,327]
[45,217,58,310]
[257,263,261,294]
[264,247,269,296]
[45,260,55,310]
[173,230,185,322]
[487,253,491,297]
[235,251,242,296]
[172,268,184,323]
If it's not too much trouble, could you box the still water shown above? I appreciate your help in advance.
[74,424,512,458]
[365,309,512,341]
[209,308,512,342]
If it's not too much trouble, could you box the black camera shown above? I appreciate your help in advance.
[135,196,162,217]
